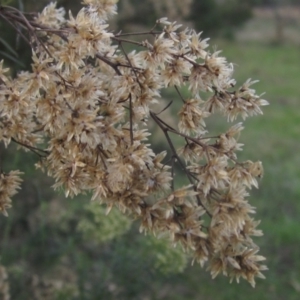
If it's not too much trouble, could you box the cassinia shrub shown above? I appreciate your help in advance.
[0,0,268,287]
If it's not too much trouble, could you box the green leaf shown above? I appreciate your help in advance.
[0,50,25,67]
[0,36,19,58]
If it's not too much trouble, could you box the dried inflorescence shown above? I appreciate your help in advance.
[0,170,23,217]
[0,0,268,286]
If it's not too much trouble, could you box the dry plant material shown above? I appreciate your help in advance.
[0,0,268,286]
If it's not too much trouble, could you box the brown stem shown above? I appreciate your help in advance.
[96,53,122,76]
[11,137,48,157]
[174,85,186,103]
[129,94,133,145]
[150,111,212,217]
[118,41,143,89]
[115,31,162,37]
[112,37,144,47]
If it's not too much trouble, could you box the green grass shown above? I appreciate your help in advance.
[218,41,300,100]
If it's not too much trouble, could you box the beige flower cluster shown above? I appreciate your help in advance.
[0,0,268,286]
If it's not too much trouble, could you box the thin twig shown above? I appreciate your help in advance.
[129,94,133,145]
[112,37,144,47]
[96,53,122,75]
[174,85,186,103]
[11,137,48,156]
[150,111,212,217]
[0,11,30,44]
[115,31,162,37]
[118,41,143,89]
[156,100,173,115]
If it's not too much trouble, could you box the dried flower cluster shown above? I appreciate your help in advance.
[0,170,23,216]
[0,0,268,286]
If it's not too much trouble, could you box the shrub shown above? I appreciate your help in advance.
[0,0,268,288]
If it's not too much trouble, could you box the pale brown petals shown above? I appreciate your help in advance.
[188,31,209,58]
[161,58,191,87]
[178,98,210,135]
[106,163,134,193]
[0,170,23,216]
[142,33,176,67]
[225,79,269,121]
[36,2,66,28]
[229,248,267,287]
[191,156,230,195]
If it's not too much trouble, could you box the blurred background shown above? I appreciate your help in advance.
[0,0,299,299]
